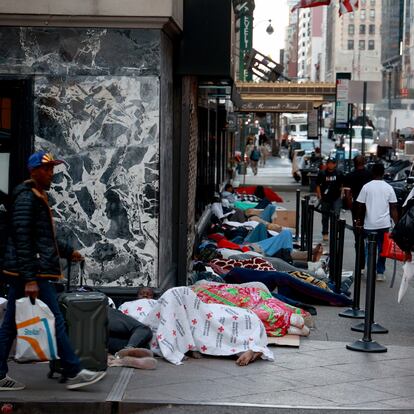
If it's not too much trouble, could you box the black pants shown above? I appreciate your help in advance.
[108,307,153,354]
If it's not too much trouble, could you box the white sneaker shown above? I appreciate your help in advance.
[376,273,386,282]
[0,375,25,391]
[66,369,106,390]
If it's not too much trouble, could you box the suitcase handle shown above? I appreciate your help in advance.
[66,259,72,292]
[66,258,86,292]
[80,260,85,286]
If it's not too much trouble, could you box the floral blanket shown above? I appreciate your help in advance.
[192,283,308,337]
[119,287,274,365]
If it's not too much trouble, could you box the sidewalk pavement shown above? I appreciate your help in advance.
[1,157,414,413]
[2,339,414,413]
[235,151,304,191]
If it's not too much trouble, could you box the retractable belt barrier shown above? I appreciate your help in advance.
[298,195,389,352]
[303,202,344,292]
[295,189,300,242]
[347,234,388,353]
[300,198,308,251]
[306,205,315,262]
[339,226,365,319]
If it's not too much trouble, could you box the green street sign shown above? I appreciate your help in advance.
[239,13,253,82]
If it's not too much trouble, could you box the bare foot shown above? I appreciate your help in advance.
[188,351,203,359]
[109,356,157,370]
[236,350,262,366]
[115,347,153,359]
[312,243,323,262]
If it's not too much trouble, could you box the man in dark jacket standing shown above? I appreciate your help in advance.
[343,156,373,273]
[316,158,344,241]
[0,151,106,391]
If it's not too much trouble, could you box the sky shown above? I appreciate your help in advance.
[253,0,289,63]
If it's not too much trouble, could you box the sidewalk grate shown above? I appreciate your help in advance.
[106,367,134,402]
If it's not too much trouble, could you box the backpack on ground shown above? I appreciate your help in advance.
[391,197,414,253]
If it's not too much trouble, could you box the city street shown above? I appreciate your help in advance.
[0,0,413,413]
[2,158,414,413]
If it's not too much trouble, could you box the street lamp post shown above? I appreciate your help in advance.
[253,19,274,34]
[387,68,392,111]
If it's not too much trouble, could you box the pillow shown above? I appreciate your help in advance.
[238,194,260,203]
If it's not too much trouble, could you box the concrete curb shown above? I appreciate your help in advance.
[4,401,411,414]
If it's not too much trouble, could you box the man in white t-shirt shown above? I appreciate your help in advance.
[356,163,399,281]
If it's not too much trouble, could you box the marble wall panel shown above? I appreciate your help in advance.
[0,27,160,76]
[34,75,160,286]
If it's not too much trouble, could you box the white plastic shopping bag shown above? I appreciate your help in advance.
[0,297,7,326]
[398,261,414,303]
[15,297,58,362]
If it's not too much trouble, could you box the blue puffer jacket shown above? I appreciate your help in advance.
[2,180,73,283]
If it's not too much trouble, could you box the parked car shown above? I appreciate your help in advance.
[289,139,315,160]
[387,161,414,215]
[383,160,412,182]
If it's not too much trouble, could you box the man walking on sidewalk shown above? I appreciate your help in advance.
[0,151,106,390]
[355,163,399,282]
[316,158,344,242]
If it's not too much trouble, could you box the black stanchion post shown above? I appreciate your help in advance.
[295,189,300,241]
[304,195,311,251]
[347,234,387,352]
[328,211,337,282]
[334,219,346,293]
[351,232,388,334]
[300,199,307,251]
[307,205,315,262]
[339,225,365,319]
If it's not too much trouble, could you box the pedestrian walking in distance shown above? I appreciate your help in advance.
[250,146,261,176]
[316,158,344,242]
[258,132,269,167]
[0,151,106,390]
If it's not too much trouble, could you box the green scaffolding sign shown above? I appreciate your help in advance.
[239,13,253,82]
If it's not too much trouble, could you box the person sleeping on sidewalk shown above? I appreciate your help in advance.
[213,190,288,232]
[107,306,157,370]
[191,281,311,338]
[119,286,274,366]
[206,223,324,265]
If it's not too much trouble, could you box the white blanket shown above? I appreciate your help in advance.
[119,287,274,365]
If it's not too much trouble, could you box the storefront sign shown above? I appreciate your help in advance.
[239,101,312,112]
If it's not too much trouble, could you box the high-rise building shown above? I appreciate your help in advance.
[284,0,299,79]
[297,7,323,81]
[381,0,404,106]
[324,0,382,82]
[401,0,414,98]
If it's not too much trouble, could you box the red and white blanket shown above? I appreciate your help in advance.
[119,287,274,365]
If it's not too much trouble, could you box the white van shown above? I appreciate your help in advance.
[288,115,308,141]
[345,126,375,154]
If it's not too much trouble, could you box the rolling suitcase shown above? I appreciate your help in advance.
[49,261,108,381]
